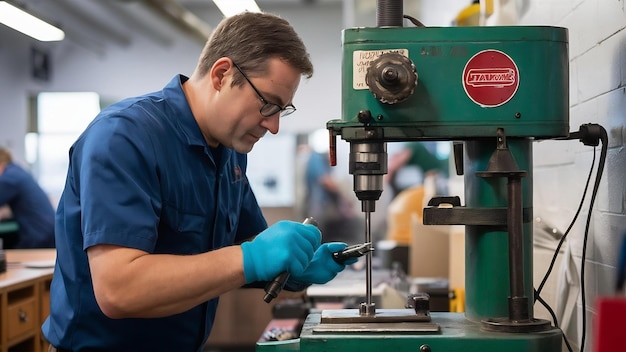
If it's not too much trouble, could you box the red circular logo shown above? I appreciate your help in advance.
[462,49,519,107]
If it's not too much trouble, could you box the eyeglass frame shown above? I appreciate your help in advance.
[231,61,296,118]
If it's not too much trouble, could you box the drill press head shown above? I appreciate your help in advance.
[327,26,569,214]
[333,51,417,213]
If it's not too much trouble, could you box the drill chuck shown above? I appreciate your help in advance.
[349,142,387,212]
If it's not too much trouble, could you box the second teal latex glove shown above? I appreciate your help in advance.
[288,242,357,285]
[241,220,321,284]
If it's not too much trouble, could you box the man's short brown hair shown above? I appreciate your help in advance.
[195,12,313,85]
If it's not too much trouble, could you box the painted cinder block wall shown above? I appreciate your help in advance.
[521,0,626,350]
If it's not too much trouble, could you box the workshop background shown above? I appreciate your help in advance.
[0,0,624,351]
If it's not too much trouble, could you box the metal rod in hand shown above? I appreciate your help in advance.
[263,217,318,303]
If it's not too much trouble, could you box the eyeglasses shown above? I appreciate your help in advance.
[232,61,296,118]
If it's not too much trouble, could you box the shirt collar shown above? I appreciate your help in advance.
[163,74,234,167]
[162,74,207,148]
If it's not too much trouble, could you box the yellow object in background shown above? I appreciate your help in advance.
[385,185,425,245]
[454,0,494,27]
[480,0,494,16]
[384,176,451,279]
[454,3,481,26]
[449,288,466,312]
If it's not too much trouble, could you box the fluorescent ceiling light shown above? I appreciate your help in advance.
[213,0,262,18]
[0,1,65,41]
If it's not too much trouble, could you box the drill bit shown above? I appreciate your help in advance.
[365,210,373,312]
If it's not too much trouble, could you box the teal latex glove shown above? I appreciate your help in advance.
[288,242,357,285]
[241,220,321,284]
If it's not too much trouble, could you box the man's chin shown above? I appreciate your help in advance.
[232,142,255,154]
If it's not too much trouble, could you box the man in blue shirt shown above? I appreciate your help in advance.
[43,12,352,352]
[304,150,360,244]
[0,148,55,248]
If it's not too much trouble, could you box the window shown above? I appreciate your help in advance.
[26,92,100,207]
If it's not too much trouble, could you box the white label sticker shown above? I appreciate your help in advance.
[352,49,409,90]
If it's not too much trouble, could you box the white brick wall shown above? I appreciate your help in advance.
[521,0,626,350]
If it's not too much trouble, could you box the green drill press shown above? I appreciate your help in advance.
[259,0,568,351]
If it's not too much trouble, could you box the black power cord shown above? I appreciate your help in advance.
[534,148,594,352]
[534,144,594,352]
[578,124,608,352]
[535,292,574,352]
[535,123,608,352]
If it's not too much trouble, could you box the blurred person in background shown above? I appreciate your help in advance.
[385,141,450,198]
[0,147,55,248]
[304,129,361,244]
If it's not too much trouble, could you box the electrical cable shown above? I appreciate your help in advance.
[535,291,559,326]
[534,123,607,352]
[579,125,608,352]
[403,14,425,27]
[535,290,574,352]
[535,151,595,298]
[534,152,593,351]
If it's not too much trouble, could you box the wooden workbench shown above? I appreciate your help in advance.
[1,249,56,352]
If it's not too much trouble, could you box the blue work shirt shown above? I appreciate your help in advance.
[42,75,268,352]
[0,162,55,248]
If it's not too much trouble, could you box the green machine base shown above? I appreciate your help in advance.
[257,311,562,352]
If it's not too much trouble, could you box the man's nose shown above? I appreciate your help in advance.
[261,113,280,135]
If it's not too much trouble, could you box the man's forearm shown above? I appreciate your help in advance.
[88,244,246,319]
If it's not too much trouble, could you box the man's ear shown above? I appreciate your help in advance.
[209,58,234,91]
